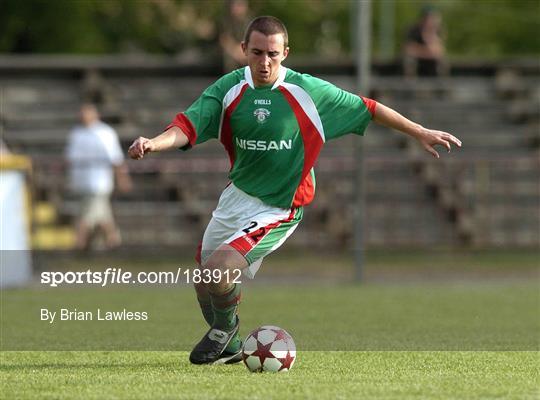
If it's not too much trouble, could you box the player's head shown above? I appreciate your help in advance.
[79,103,99,126]
[241,16,289,87]
[243,16,288,48]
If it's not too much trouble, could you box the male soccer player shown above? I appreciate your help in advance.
[128,16,461,365]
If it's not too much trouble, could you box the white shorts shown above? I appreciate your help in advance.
[79,194,113,228]
[197,183,303,279]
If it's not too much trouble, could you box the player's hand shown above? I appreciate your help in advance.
[416,128,462,158]
[128,137,154,160]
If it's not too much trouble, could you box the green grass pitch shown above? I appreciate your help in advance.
[1,279,538,399]
[2,351,537,399]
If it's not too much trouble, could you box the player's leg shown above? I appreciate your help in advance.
[190,207,303,365]
[194,282,213,325]
[204,244,246,332]
[193,272,244,364]
[191,213,246,364]
[193,243,214,325]
[194,243,246,335]
[192,216,234,329]
[189,244,247,365]
[189,184,302,364]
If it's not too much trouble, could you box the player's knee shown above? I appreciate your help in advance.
[200,259,221,274]
[202,254,239,273]
[207,280,234,295]
[198,260,227,290]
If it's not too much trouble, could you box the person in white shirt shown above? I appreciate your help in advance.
[65,103,131,250]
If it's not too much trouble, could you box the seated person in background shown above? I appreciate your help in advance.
[404,6,447,77]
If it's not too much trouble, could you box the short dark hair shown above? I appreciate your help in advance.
[243,16,288,48]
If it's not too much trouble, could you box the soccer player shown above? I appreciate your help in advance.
[128,16,461,365]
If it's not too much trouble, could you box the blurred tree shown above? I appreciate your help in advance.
[0,0,538,57]
[0,0,107,53]
[385,0,540,58]
[0,0,223,54]
[250,0,352,56]
[441,0,540,57]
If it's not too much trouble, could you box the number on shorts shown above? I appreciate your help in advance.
[251,227,266,243]
[242,221,258,234]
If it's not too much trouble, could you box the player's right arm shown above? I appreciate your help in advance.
[129,70,243,160]
[128,126,189,160]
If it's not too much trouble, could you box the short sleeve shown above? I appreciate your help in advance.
[166,68,243,150]
[166,73,241,151]
[105,128,124,166]
[183,84,223,146]
[95,125,124,165]
[305,77,373,141]
[166,89,222,151]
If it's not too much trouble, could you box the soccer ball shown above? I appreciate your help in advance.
[242,325,296,372]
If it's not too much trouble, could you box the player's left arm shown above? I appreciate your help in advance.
[372,102,462,158]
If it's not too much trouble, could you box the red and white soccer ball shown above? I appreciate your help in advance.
[242,325,296,372]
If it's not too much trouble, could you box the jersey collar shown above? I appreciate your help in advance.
[244,65,288,90]
[271,65,288,90]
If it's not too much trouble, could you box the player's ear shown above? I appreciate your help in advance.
[241,41,248,55]
[282,47,289,60]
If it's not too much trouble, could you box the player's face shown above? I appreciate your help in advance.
[242,31,289,87]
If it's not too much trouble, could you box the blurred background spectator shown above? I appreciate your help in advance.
[65,104,132,251]
[219,0,252,72]
[403,6,448,77]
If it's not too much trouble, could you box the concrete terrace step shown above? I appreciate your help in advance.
[1,81,80,104]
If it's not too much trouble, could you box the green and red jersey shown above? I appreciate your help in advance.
[168,66,376,209]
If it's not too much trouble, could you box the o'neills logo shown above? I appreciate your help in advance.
[236,138,292,151]
[253,108,270,124]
